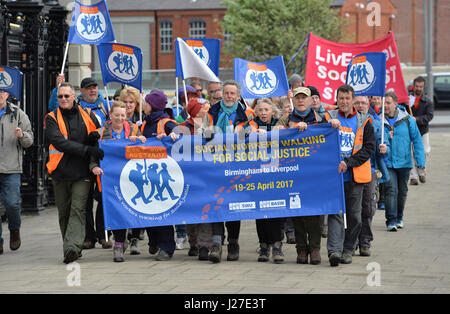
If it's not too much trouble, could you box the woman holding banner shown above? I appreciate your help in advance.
[141,90,178,261]
[90,101,146,262]
[238,98,285,263]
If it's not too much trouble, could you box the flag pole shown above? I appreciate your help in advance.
[104,85,111,112]
[175,77,179,115]
[182,79,188,109]
[381,96,385,144]
[60,41,70,76]
[139,91,143,124]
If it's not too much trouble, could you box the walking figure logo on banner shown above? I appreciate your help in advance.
[120,157,184,215]
[0,70,12,89]
[76,6,106,42]
[347,56,375,92]
[245,63,277,96]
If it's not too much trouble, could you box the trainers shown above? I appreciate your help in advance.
[410,178,419,185]
[257,243,270,262]
[148,244,159,255]
[99,239,113,249]
[175,237,187,250]
[359,246,371,256]
[297,250,308,264]
[387,224,398,232]
[208,243,222,263]
[378,203,385,210]
[155,249,172,261]
[340,252,352,264]
[310,249,321,265]
[227,241,240,261]
[329,252,340,267]
[272,242,284,264]
[396,220,404,229]
[113,244,124,262]
[9,230,21,251]
[188,246,199,256]
[130,238,140,255]
[198,246,209,260]
[419,175,426,183]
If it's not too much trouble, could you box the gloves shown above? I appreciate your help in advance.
[87,131,101,146]
[86,146,104,160]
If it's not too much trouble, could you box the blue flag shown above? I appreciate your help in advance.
[97,43,143,91]
[175,38,221,78]
[100,125,345,230]
[346,52,387,97]
[234,56,290,99]
[0,66,23,101]
[67,0,115,45]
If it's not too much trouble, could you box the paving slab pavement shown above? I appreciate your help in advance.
[0,131,449,295]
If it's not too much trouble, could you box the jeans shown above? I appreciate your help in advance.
[359,175,377,248]
[384,168,410,226]
[0,174,22,245]
[146,225,175,255]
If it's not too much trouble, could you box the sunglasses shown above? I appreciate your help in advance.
[58,94,72,99]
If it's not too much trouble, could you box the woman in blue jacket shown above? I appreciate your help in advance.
[382,91,425,231]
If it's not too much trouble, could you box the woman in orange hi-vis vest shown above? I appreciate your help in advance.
[89,101,146,263]
[44,82,102,264]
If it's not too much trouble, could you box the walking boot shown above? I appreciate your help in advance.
[258,243,270,262]
[208,242,222,263]
[227,239,240,261]
[310,249,322,265]
[130,238,140,255]
[113,243,124,262]
[272,242,284,264]
[10,230,21,251]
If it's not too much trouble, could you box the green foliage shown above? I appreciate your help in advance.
[220,0,344,72]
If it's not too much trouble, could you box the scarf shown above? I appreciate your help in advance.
[216,100,238,133]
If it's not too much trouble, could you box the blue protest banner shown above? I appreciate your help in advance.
[345,52,387,97]
[97,43,143,91]
[234,56,290,99]
[67,0,115,45]
[175,38,221,79]
[0,66,23,101]
[100,125,345,230]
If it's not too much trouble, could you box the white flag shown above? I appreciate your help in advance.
[176,37,220,82]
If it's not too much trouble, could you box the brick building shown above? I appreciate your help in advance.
[104,0,227,71]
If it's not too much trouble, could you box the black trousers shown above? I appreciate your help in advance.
[255,218,282,244]
[212,221,240,240]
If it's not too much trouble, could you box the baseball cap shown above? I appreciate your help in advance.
[293,87,311,97]
[80,77,98,89]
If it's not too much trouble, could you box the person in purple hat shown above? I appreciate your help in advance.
[140,90,178,261]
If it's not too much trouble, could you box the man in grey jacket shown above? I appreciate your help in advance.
[0,90,34,254]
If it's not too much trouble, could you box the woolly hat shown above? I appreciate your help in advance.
[307,86,320,99]
[145,90,167,111]
[187,97,208,118]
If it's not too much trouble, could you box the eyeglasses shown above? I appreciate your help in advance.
[58,94,72,99]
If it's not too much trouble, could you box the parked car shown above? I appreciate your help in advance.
[407,73,450,108]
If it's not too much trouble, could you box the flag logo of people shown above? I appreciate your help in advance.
[98,43,143,91]
[68,0,115,44]
[0,66,23,101]
[186,40,210,66]
[346,52,387,96]
[234,56,289,99]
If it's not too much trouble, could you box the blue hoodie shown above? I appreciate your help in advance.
[381,106,425,169]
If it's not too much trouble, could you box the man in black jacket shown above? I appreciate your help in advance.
[410,76,433,185]
[44,83,102,263]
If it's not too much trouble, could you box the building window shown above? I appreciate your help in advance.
[160,20,172,52]
[189,19,206,38]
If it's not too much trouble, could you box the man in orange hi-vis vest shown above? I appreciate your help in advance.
[326,85,376,267]
[44,82,102,264]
